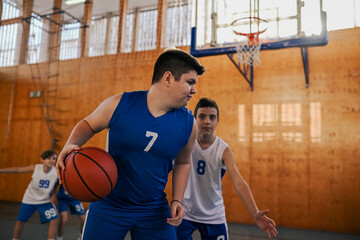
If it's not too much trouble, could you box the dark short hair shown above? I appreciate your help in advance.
[151,48,205,84]
[194,97,219,119]
[41,150,56,160]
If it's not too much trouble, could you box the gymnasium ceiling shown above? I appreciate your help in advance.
[32,0,157,21]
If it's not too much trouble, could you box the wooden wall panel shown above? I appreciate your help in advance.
[191,28,360,234]
[0,73,14,154]
[0,29,359,234]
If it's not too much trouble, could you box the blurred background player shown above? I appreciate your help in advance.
[56,184,86,240]
[176,98,278,240]
[0,150,59,240]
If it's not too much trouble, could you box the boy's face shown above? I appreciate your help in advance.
[42,154,57,167]
[169,70,198,108]
[195,107,219,136]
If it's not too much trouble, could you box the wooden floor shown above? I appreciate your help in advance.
[0,201,359,240]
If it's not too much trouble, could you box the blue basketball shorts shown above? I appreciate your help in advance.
[176,219,228,240]
[17,202,58,224]
[57,197,86,215]
[82,209,176,240]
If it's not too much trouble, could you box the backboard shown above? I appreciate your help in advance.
[191,0,328,57]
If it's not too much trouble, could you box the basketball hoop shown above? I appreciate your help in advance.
[231,17,268,67]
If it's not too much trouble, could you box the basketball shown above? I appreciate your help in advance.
[61,146,118,202]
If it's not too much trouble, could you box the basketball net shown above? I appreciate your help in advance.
[231,15,267,67]
[235,34,262,67]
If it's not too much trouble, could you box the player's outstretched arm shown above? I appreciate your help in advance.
[167,121,197,227]
[223,147,278,239]
[0,164,35,173]
[56,94,122,183]
[254,209,278,239]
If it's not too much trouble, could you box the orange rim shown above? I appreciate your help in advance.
[231,16,268,37]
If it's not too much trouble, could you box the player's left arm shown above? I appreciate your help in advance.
[223,147,278,239]
[167,120,197,227]
[0,164,35,173]
[56,94,122,183]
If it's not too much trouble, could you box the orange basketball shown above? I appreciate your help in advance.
[61,146,118,202]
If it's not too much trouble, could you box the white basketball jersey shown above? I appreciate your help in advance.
[22,164,58,204]
[183,136,228,224]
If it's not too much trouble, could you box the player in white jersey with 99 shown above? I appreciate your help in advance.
[0,150,59,240]
[176,98,278,240]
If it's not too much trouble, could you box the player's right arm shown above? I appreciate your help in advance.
[56,93,122,182]
[167,120,197,227]
[223,147,278,239]
[0,164,35,173]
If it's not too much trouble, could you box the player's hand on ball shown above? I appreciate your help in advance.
[56,144,80,184]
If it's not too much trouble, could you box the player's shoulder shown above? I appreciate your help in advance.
[214,136,228,146]
[98,93,125,115]
[106,91,147,103]
[174,106,194,120]
[34,164,42,170]
[122,90,147,98]
[117,91,148,105]
[31,164,44,175]
[174,107,195,133]
[214,137,230,157]
[104,93,123,104]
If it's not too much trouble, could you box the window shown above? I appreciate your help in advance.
[122,10,135,53]
[107,15,119,54]
[0,0,359,66]
[59,21,81,60]
[135,6,158,51]
[164,0,192,47]
[89,16,107,57]
[323,0,360,30]
[0,23,19,66]
[27,13,47,64]
[88,13,120,56]
[195,0,360,47]
[0,0,21,66]
[1,0,20,20]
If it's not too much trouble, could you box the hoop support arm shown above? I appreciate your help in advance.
[301,47,309,88]
[226,53,254,91]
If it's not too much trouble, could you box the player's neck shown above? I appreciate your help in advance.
[147,87,172,117]
[42,165,52,173]
[198,134,216,150]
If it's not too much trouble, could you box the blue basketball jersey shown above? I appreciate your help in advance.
[57,184,72,200]
[89,91,194,217]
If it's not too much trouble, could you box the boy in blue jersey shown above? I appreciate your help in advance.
[56,48,205,240]
[0,150,59,240]
[176,98,278,240]
[56,184,86,240]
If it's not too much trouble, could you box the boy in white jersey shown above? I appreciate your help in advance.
[176,98,278,240]
[0,150,59,240]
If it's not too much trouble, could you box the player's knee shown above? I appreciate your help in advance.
[61,216,68,224]
[51,218,59,224]
[79,217,85,225]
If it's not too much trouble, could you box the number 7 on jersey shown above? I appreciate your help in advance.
[144,131,158,152]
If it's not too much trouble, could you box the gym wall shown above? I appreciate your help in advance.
[0,28,359,234]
